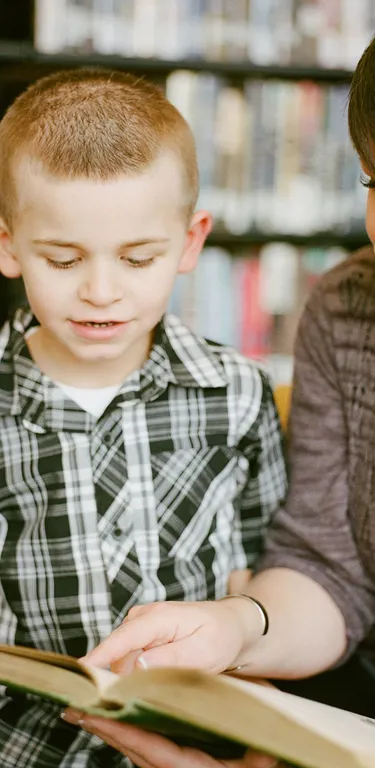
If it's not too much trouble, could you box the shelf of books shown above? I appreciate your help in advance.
[32,0,373,71]
[0,0,372,385]
[169,241,351,388]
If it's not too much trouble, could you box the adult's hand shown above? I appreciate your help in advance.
[82,599,264,674]
[63,709,280,768]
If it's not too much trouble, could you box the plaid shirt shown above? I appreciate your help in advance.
[0,308,286,767]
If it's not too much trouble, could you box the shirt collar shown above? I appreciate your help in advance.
[0,309,228,429]
[152,314,227,390]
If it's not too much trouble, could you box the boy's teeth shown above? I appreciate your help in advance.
[84,322,114,327]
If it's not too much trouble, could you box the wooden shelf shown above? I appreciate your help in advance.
[0,42,354,83]
[207,230,368,250]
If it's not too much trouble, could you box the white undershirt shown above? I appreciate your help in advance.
[56,382,121,418]
[25,326,122,418]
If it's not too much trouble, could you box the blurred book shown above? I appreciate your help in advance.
[166,73,365,236]
[34,0,373,67]
[169,244,348,386]
[34,3,367,238]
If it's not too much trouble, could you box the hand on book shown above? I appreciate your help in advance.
[63,711,280,768]
[82,598,262,674]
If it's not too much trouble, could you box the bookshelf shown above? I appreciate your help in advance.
[0,0,371,383]
[0,2,368,251]
[0,42,355,83]
[207,230,368,251]
[0,47,361,251]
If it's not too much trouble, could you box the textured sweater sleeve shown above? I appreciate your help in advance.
[257,281,375,657]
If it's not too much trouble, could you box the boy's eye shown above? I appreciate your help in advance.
[46,258,78,270]
[360,173,375,189]
[44,255,156,269]
[126,256,155,268]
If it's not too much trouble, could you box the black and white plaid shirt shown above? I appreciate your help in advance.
[0,308,286,767]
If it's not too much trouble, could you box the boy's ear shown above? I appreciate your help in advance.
[178,210,213,274]
[0,218,21,278]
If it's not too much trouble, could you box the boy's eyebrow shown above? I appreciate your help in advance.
[32,238,170,249]
[118,238,170,249]
[32,239,83,249]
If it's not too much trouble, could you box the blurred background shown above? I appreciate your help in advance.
[0,0,372,386]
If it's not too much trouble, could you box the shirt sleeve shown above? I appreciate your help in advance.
[231,370,287,571]
[257,283,375,658]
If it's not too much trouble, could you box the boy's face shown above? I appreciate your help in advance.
[0,154,211,386]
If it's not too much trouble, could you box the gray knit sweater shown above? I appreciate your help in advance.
[259,245,375,657]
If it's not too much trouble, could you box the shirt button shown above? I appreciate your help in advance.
[103,433,112,445]
[114,527,123,538]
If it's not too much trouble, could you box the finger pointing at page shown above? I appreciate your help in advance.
[82,599,260,674]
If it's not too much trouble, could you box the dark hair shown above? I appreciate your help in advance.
[348,35,375,175]
[0,274,25,326]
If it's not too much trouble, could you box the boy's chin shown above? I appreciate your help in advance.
[69,345,126,362]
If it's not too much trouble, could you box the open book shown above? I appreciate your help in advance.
[0,644,374,768]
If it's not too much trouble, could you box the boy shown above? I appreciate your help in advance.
[0,68,286,767]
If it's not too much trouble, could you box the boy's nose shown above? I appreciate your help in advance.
[79,265,123,306]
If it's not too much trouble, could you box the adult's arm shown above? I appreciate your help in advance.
[234,279,375,678]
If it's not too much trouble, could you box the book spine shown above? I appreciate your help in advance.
[247,0,275,65]
[221,86,248,234]
[222,0,249,61]
[203,0,226,60]
[340,0,369,69]
[112,0,134,56]
[195,75,222,216]
[195,248,236,346]
[238,255,272,359]
[34,0,67,52]
[317,0,342,68]
[132,0,158,57]
[91,0,117,54]
[155,0,181,59]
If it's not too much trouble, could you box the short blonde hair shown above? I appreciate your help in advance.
[0,68,199,228]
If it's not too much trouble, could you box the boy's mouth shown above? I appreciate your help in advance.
[78,321,118,328]
[69,319,128,341]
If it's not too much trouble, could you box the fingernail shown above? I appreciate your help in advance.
[61,709,86,727]
[137,654,148,669]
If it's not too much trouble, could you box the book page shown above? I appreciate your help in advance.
[229,678,375,754]
[82,664,119,697]
[0,651,99,709]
